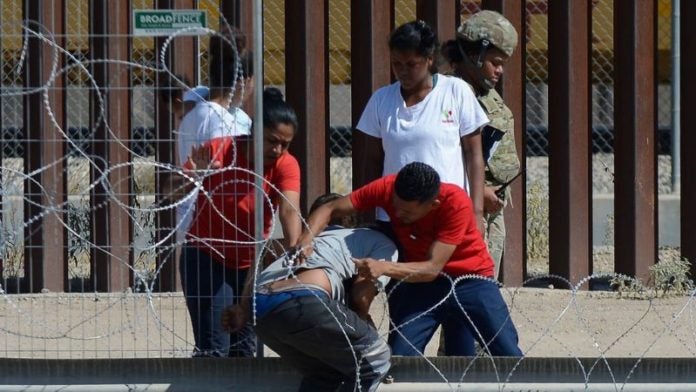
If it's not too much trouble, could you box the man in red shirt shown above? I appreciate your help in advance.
[296,162,522,356]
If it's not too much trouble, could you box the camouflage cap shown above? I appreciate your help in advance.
[457,10,518,57]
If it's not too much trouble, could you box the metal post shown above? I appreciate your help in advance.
[253,0,264,357]
[672,0,681,193]
[547,0,592,287]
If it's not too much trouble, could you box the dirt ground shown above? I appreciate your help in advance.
[1,287,694,359]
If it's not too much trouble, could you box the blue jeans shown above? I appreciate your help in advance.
[179,246,256,357]
[387,277,522,357]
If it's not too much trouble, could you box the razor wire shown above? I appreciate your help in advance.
[0,1,691,391]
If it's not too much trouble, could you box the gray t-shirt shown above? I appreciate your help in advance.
[256,227,398,303]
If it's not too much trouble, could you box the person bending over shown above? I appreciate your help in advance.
[222,194,397,392]
[296,162,522,357]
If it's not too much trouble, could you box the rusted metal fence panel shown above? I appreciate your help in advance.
[285,0,329,215]
[23,0,68,293]
[416,0,457,43]
[547,0,592,285]
[613,0,658,282]
[350,0,393,194]
[89,0,133,292]
[482,0,527,287]
[152,0,198,292]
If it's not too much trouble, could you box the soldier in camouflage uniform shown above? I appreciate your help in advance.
[435,9,521,357]
[442,10,520,279]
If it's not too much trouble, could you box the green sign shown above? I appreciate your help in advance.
[133,10,207,36]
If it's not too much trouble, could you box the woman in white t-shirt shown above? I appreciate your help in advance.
[355,20,489,233]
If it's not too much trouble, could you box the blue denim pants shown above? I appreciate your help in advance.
[179,246,256,357]
[387,276,522,357]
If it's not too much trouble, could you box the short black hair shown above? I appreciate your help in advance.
[394,162,440,203]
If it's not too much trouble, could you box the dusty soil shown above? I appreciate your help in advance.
[0,287,693,359]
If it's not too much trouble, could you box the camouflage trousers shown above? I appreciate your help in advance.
[484,207,506,280]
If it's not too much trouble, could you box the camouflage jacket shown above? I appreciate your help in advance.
[478,88,520,187]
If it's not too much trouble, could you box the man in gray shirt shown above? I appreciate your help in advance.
[223,194,397,392]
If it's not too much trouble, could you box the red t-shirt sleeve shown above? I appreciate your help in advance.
[273,153,301,193]
[350,176,392,211]
[435,191,471,245]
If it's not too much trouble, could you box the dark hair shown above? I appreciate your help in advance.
[309,193,343,214]
[394,162,440,203]
[309,193,356,228]
[263,87,298,132]
[441,38,484,64]
[158,73,190,101]
[208,33,239,97]
[240,51,254,78]
[389,20,439,58]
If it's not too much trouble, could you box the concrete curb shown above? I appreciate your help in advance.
[1,357,695,391]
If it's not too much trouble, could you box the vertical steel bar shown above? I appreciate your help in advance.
[0,5,4,288]
[613,0,657,282]
[285,0,329,214]
[681,0,696,275]
[546,0,592,286]
[22,0,67,292]
[153,0,197,292]
[221,0,254,118]
[416,0,456,43]
[90,0,133,292]
[671,0,680,193]
[350,0,393,191]
[482,0,526,287]
[252,0,264,358]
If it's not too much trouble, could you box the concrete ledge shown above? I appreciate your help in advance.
[1,357,696,391]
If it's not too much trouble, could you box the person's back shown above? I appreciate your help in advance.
[257,227,397,303]
[242,226,396,392]
[297,162,522,357]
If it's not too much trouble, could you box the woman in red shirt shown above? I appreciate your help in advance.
[180,87,302,357]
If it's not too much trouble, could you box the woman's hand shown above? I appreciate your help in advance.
[185,144,222,172]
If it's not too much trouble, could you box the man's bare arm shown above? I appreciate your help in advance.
[354,241,456,283]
